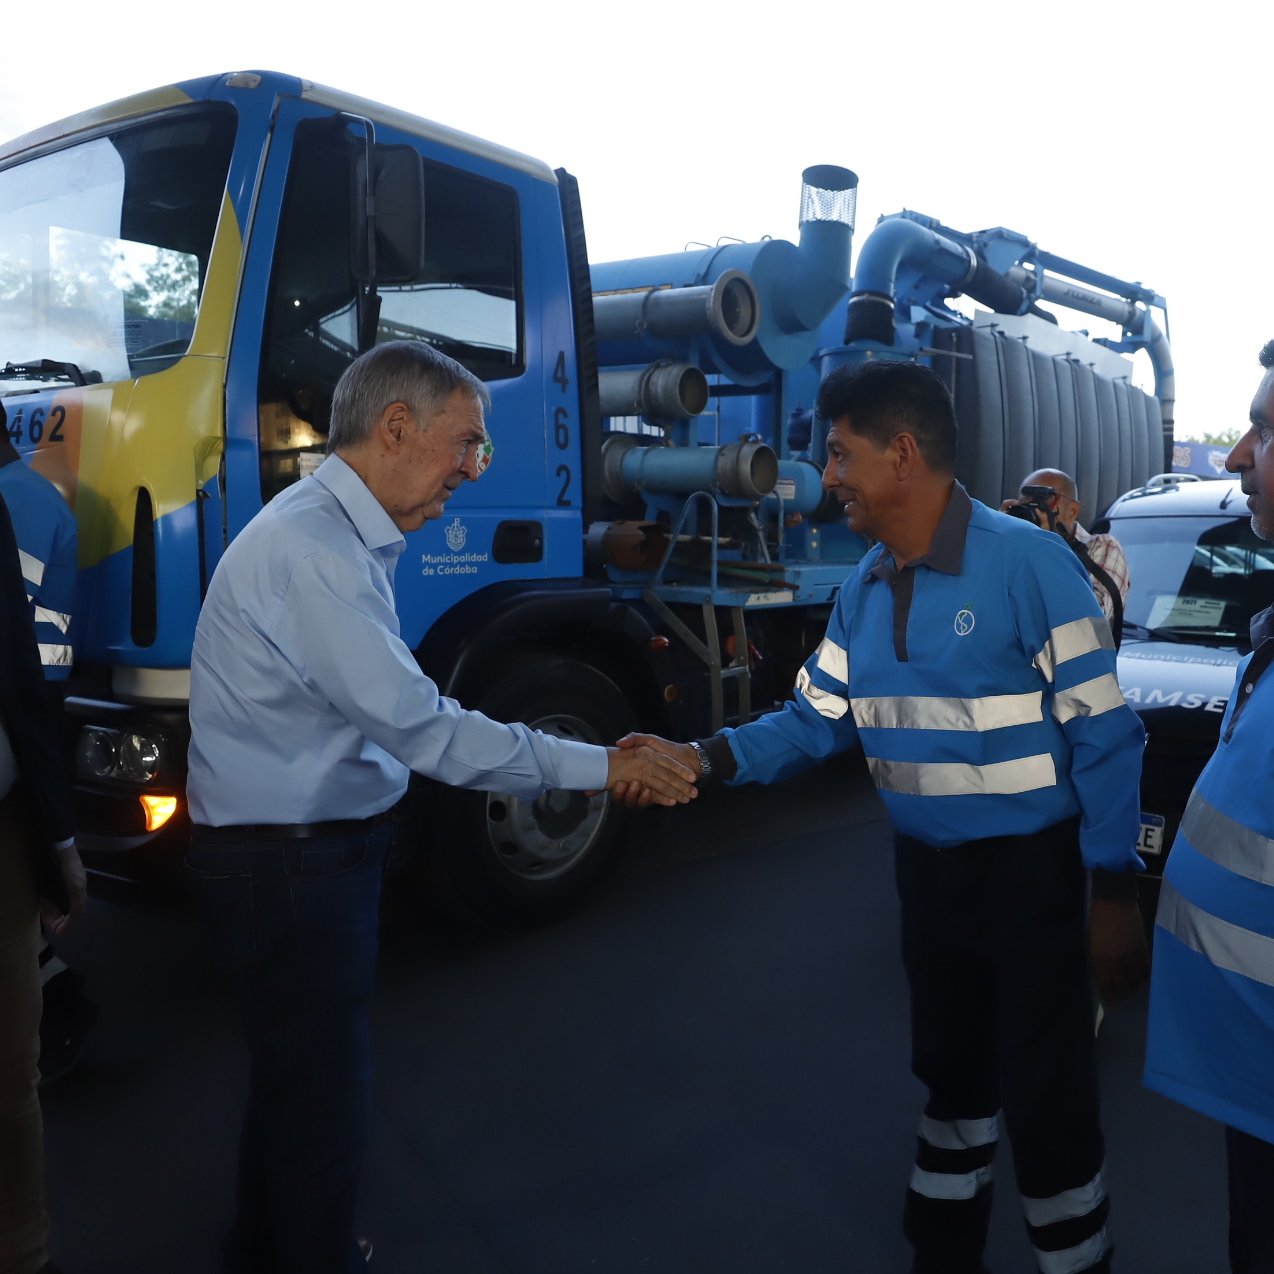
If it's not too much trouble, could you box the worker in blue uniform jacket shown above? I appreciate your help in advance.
[0,423,76,683]
[1144,341,1274,1274]
[617,359,1149,1274]
[0,410,97,1087]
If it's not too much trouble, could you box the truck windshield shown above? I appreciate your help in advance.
[1112,513,1274,642]
[0,106,235,383]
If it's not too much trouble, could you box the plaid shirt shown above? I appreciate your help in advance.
[1073,524,1130,626]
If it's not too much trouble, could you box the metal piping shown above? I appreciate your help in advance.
[844,218,980,345]
[597,362,709,425]
[1006,265,1175,434]
[592,269,760,348]
[601,434,778,503]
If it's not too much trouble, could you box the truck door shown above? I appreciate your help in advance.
[225,97,585,649]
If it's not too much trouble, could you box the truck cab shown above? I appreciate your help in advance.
[0,73,599,911]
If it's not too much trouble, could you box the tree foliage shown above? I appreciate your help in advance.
[1193,428,1241,447]
[124,251,198,321]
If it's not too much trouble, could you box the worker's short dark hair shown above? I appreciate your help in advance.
[815,359,957,473]
[1260,339,1274,370]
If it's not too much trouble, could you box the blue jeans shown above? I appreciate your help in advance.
[186,825,391,1274]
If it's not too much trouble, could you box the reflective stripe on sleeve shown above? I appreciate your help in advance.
[1051,673,1126,724]
[1034,617,1113,682]
[909,1163,993,1201]
[868,753,1057,797]
[918,1113,999,1151]
[1156,880,1274,989]
[795,665,850,720]
[1178,790,1274,886]
[853,691,1042,732]
[35,605,72,634]
[1021,1168,1108,1227]
[814,637,848,684]
[38,643,73,668]
[18,548,45,587]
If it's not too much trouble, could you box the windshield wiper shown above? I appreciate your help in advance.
[1122,621,1187,643]
[0,359,101,386]
[1123,620,1241,645]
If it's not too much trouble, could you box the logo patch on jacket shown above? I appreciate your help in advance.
[954,608,976,637]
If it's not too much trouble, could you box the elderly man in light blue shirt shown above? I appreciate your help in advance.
[186,341,696,1274]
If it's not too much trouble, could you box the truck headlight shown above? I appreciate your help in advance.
[118,732,163,782]
[76,726,167,784]
[77,728,119,780]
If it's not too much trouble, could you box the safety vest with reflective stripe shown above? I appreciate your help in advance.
[0,458,77,681]
[723,496,1144,872]
[1144,641,1274,1145]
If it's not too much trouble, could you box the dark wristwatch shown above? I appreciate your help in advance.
[687,739,712,780]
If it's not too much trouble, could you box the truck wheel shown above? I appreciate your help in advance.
[427,657,637,929]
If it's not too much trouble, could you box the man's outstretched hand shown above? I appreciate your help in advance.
[608,733,701,808]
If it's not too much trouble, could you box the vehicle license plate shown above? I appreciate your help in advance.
[1137,813,1166,857]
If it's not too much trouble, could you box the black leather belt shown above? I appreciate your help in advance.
[193,808,397,842]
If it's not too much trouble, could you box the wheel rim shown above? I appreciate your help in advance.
[481,713,611,882]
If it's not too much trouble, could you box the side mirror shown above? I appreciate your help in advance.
[351,144,425,284]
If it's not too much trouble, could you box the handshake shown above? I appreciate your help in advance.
[600,734,703,808]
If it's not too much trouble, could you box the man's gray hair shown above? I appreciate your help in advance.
[327,341,491,453]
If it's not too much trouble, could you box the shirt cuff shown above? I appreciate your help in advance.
[1090,867,1139,902]
[696,735,738,785]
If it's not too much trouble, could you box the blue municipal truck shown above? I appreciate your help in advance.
[0,71,1174,925]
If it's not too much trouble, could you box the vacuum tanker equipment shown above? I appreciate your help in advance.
[586,176,1172,741]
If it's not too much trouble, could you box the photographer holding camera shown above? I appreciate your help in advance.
[1002,468,1130,645]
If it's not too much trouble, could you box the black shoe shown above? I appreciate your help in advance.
[38,971,98,1087]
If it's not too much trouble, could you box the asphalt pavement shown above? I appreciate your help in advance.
[41,763,1227,1273]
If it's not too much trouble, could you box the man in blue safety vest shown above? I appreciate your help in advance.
[0,402,96,1085]
[1144,340,1274,1274]
[618,359,1150,1274]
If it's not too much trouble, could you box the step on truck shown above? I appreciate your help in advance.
[0,70,1174,926]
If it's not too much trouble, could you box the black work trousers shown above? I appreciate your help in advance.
[895,818,1110,1274]
[1227,1125,1274,1273]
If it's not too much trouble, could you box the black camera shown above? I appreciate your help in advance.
[1003,483,1059,533]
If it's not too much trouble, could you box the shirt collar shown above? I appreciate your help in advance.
[1251,603,1274,650]
[868,480,971,582]
[313,453,405,555]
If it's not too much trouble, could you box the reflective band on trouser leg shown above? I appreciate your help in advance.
[910,1112,999,1198]
[1021,1167,1111,1273]
[904,1112,999,1269]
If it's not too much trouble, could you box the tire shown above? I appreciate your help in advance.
[422,656,637,930]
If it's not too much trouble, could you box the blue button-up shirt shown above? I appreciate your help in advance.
[188,455,607,826]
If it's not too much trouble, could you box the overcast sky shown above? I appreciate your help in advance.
[0,0,1262,448]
